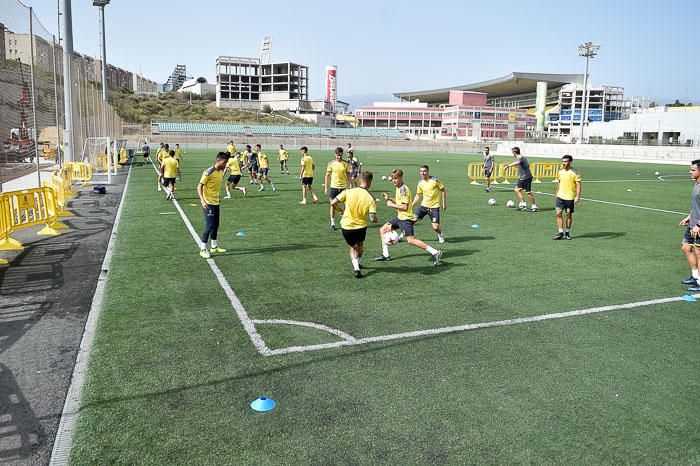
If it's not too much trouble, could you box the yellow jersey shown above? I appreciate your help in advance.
[162,157,179,178]
[395,184,416,221]
[337,187,377,230]
[174,148,181,161]
[326,160,351,189]
[156,148,165,162]
[301,155,314,177]
[556,168,581,200]
[240,151,249,165]
[226,156,241,175]
[258,153,269,169]
[278,149,289,160]
[199,166,224,205]
[416,177,445,208]
[227,144,236,156]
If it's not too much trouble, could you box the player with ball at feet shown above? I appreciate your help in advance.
[374,169,443,266]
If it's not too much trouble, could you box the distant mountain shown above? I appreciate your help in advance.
[339,93,396,111]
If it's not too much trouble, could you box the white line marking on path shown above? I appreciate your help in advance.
[158,212,176,215]
[489,184,686,215]
[252,319,357,341]
[266,294,699,356]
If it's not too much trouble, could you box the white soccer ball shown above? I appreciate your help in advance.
[654,171,660,176]
[437,160,440,163]
[381,175,387,181]
[383,230,399,245]
[488,198,497,206]
[506,200,515,208]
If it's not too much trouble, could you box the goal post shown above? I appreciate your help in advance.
[82,136,116,183]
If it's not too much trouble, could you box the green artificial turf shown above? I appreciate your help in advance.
[69,148,700,464]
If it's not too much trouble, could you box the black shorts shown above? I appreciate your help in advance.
[342,227,367,246]
[415,205,440,224]
[555,197,575,213]
[350,170,359,179]
[302,177,313,186]
[249,163,259,173]
[227,174,241,184]
[259,167,269,176]
[484,167,494,178]
[516,177,533,192]
[162,177,176,187]
[682,228,700,246]
[329,187,345,200]
[280,160,286,168]
[388,217,415,237]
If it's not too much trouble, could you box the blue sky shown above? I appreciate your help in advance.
[28,0,698,104]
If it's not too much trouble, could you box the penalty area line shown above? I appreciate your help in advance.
[265,294,698,356]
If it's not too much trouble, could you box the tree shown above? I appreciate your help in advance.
[261,104,272,114]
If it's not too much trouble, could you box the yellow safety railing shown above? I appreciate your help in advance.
[494,162,521,185]
[66,161,93,186]
[0,187,62,254]
[467,162,485,185]
[532,161,560,183]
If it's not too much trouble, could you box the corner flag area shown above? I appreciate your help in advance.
[65,150,697,463]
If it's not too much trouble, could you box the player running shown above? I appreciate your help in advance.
[161,150,181,200]
[375,169,443,266]
[223,151,248,198]
[298,146,319,205]
[155,143,169,191]
[331,171,378,278]
[324,147,352,230]
[246,144,259,185]
[255,144,276,192]
[348,151,361,187]
[412,164,447,243]
[278,144,289,174]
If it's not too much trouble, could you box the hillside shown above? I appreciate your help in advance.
[109,90,313,126]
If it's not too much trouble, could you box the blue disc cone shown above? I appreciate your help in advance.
[250,396,276,412]
[471,224,479,229]
[682,294,697,302]
[236,231,246,237]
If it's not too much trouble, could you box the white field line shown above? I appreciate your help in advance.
[252,319,356,341]
[50,167,132,466]
[266,294,699,356]
[582,179,687,183]
[489,184,686,215]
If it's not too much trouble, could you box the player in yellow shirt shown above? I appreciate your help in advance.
[278,144,289,175]
[552,154,582,240]
[223,152,248,198]
[227,141,236,158]
[255,144,276,192]
[161,150,181,200]
[331,171,378,278]
[412,165,447,243]
[197,152,229,259]
[324,146,352,230]
[154,143,166,191]
[375,169,442,266]
[298,146,319,204]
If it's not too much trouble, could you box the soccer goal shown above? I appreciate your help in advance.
[82,137,117,182]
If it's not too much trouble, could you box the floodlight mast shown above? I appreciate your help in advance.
[93,0,110,103]
[577,42,600,143]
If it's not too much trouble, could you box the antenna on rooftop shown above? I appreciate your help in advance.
[260,36,272,64]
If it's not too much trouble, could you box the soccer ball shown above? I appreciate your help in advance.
[437,159,440,163]
[506,200,515,208]
[654,171,660,176]
[488,198,497,206]
[383,230,399,245]
[381,175,387,181]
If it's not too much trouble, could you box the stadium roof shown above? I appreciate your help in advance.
[393,72,585,104]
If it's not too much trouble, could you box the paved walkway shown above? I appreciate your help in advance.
[0,168,128,465]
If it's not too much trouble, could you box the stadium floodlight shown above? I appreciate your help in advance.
[577,42,601,143]
[92,0,111,6]
[94,0,111,103]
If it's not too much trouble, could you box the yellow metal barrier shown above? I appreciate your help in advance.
[0,187,62,254]
[66,162,93,186]
[119,147,128,165]
[495,162,521,185]
[467,162,485,185]
[532,161,561,183]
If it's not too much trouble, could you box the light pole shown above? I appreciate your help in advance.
[93,0,110,103]
[577,42,600,143]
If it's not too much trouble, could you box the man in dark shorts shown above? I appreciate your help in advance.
[348,152,361,187]
[374,169,442,266]
[331,171,378,278]
[142,142,151,165]
[161,150,180,200]
[552,155,582,240]
[503,146,538,212]
[324,147,351,230]
[298,146,319,204]
[223,152,247,198]
[483,146,494,192]
[246,144,258,185]
[680,159,700,291]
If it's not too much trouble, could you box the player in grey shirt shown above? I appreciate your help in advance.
[679,159,700,291]
[503,147,538,211]
[483,146,495,192]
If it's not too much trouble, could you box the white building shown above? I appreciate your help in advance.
[178,77,215,96]
[586,106,700,146]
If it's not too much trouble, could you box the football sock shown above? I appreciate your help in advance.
[559,228,564,233]
[426,246,438,255]
[693,269,699,280]
[211,240,218,248]
[382,244,389,258]
[351,258,360,271]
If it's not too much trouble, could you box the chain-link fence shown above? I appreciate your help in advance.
[0,0,123,191]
